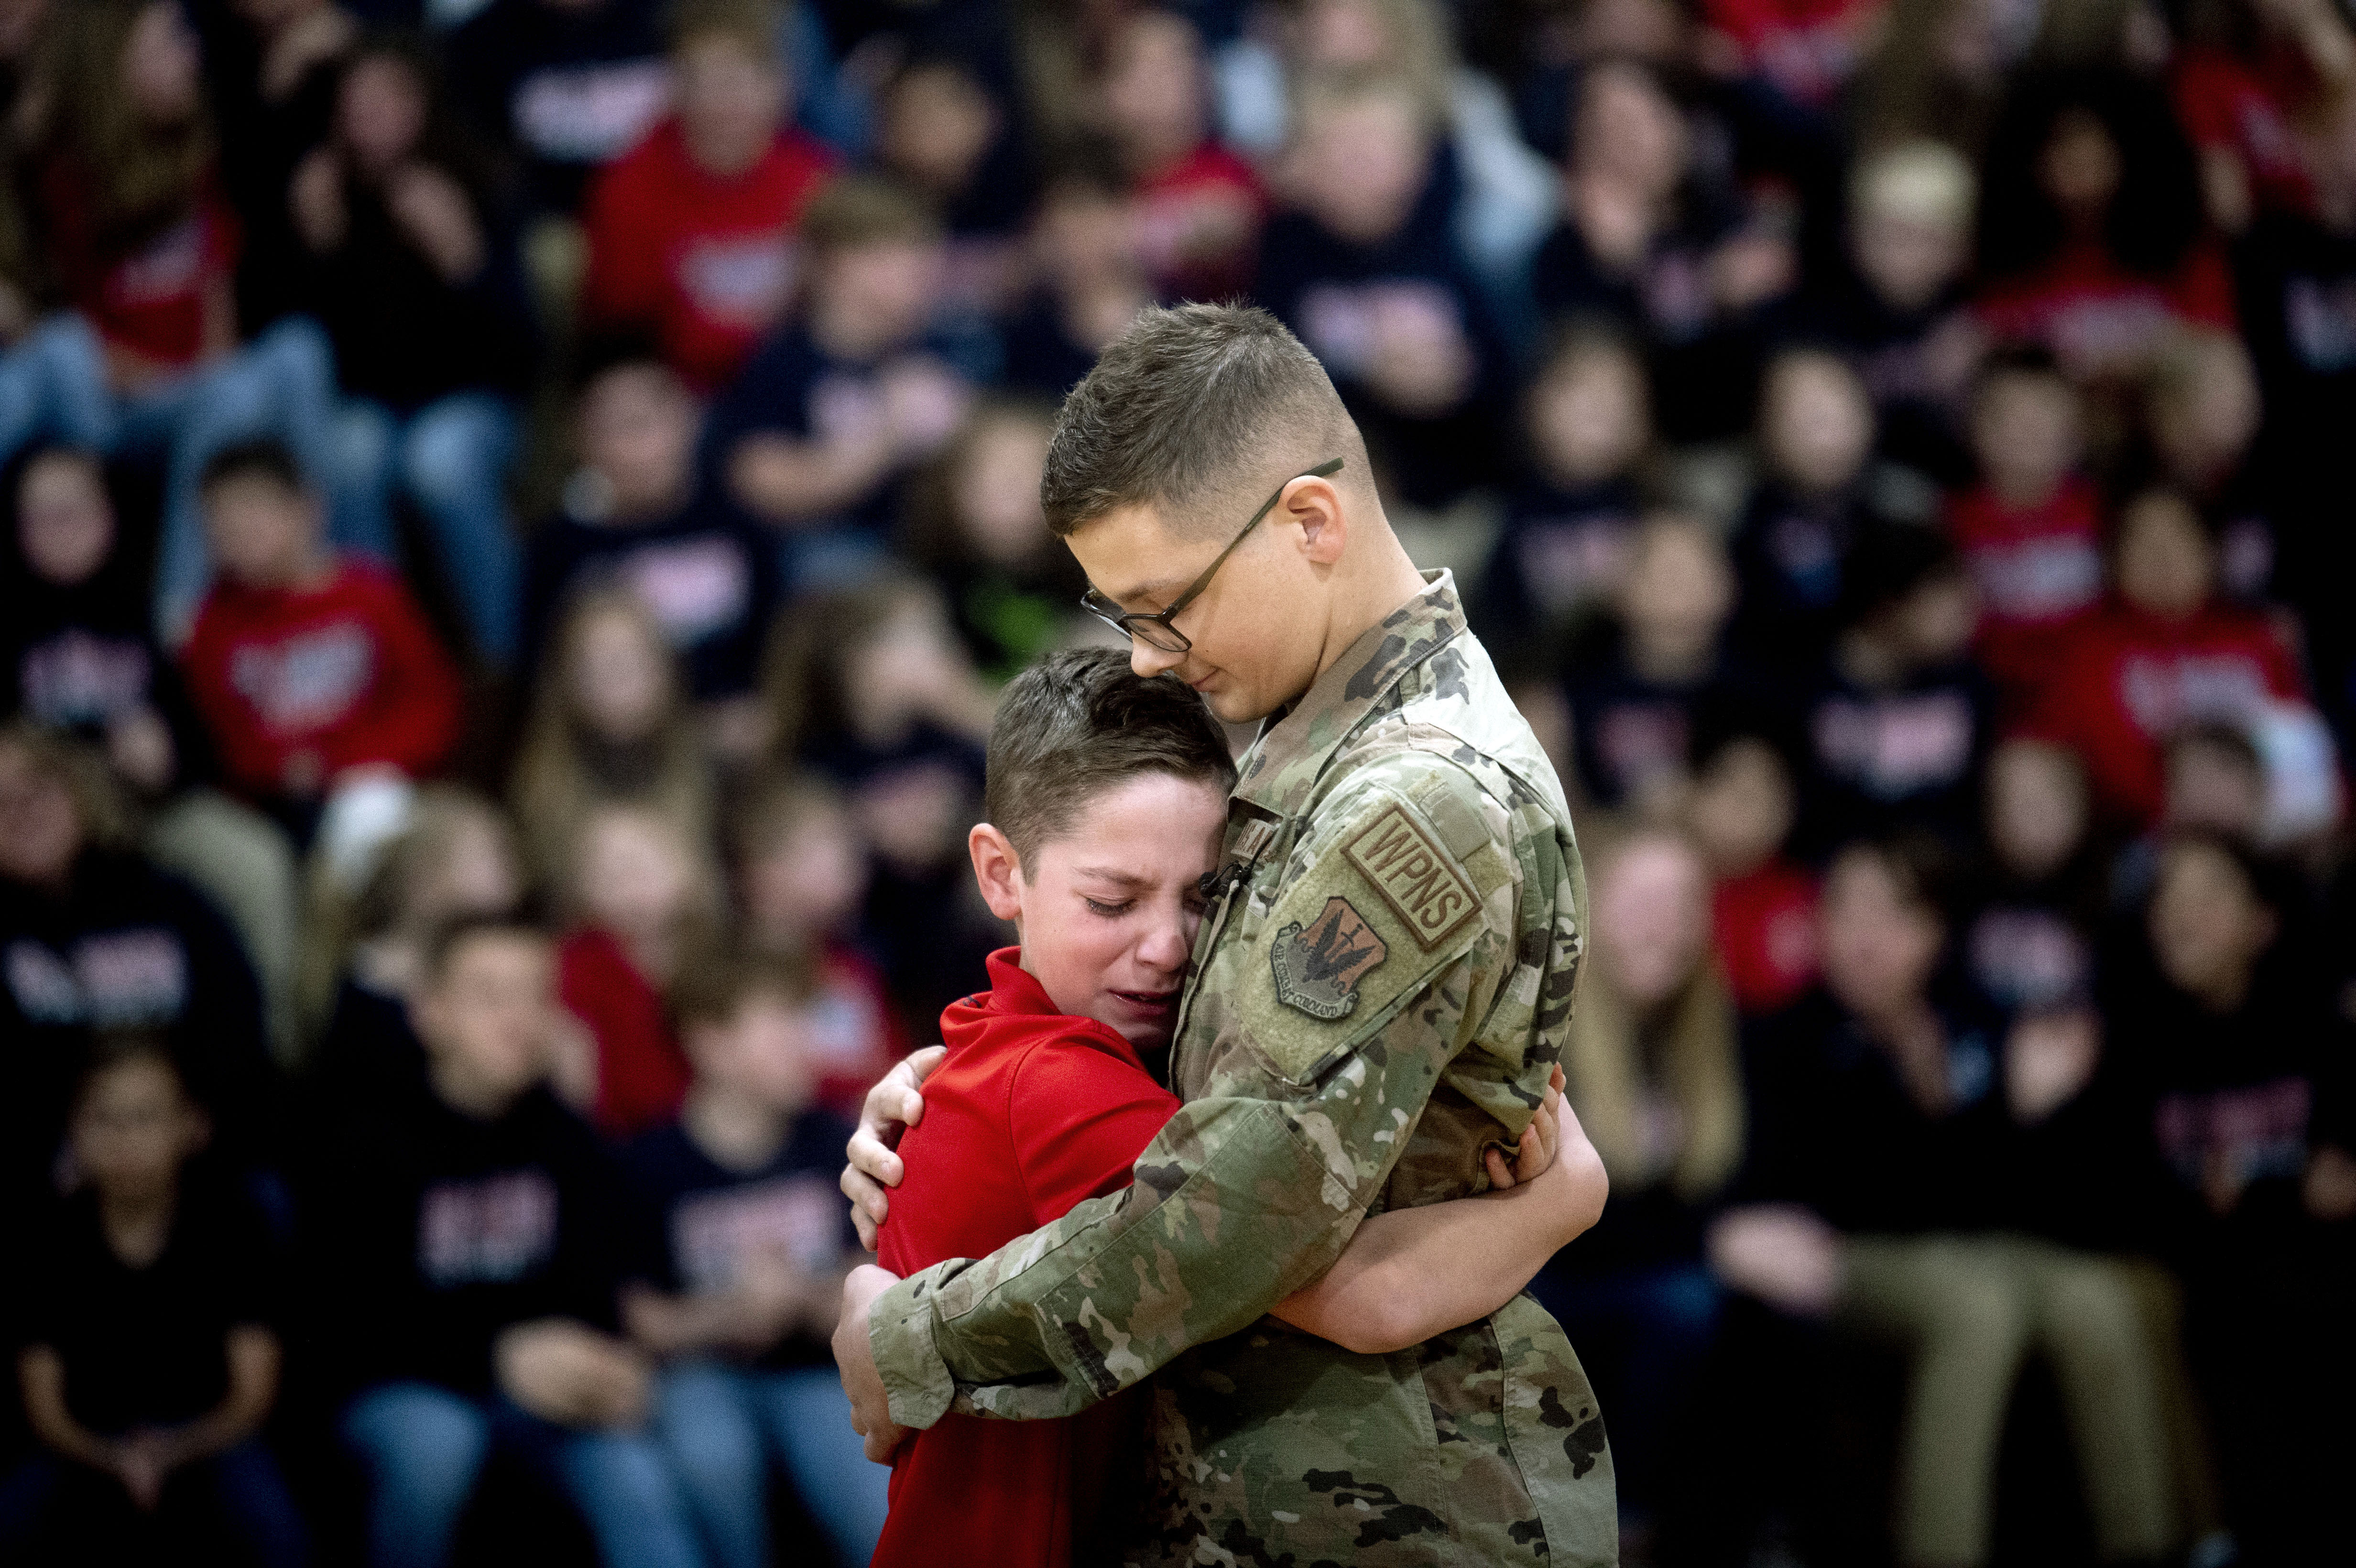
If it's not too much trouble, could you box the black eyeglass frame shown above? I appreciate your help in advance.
[1079,458,1346,654]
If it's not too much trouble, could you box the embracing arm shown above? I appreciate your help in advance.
[1271,1078,1607,1355]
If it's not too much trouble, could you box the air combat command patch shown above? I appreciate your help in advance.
[1269,897,1387,1020]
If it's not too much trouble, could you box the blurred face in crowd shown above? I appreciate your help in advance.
[1291,90,1431,245]
[2149,335,2261,490]
[566,604,672,744]
[951,413,1053,566]
[742,798,868,947]
[1761,353,1873,495]
[841,595,966,741]
[2039,108,2123,227]
[1852,200,1966,314]
[1619,515,1733,655]
[1574,63,1687,198]
[413,931,556,1112]
[1985,739,2088,882]
[202,474,320,587]
[971,771,1225,1050]
[1592,834,1711,1010]
[1687,738,1793,876]
[0,740,82,888]
[1883,567,1980,670]
[687,989,818,1116]
[675,30,785,179]
[881,63,996,197]
[1298,0,1395,69]
[581,364,697,518]
[1099,11,1207,169]
[2149,838,2275,1010]
[338,53,428,174]
[2114,491,2214,619]
[575,806,700,943]
[73,1055,206,1206]
[1527,344,1648,487]
[16,452,115,587]
[1034,180,1142,288]
[409,809,525,934]
[1820,847,1944,1022]
[2163,734,2266,838]
[811,240,943,357]
[122,0,200,128]
[1971,369,2081,505]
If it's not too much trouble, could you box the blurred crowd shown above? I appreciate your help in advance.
[0,0,2353,1563]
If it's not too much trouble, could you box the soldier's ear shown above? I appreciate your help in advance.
[1282,474,1348,567]
[968,822,1027,923]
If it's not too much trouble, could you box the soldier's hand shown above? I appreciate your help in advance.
[842,1046,945,1248]
[834,1264,906,1463]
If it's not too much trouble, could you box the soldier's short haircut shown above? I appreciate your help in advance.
[1040,303,1364,537]
[984,648,1236,867]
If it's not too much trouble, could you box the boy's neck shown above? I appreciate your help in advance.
[245,546,336,593]
[1627,623,1713,684]
[1988,470,2063,510]
[97,1180,176,1269]
[810,296,914,364]
[682,1082,790,1173]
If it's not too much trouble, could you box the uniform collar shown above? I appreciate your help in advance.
[1232,569,1464,813]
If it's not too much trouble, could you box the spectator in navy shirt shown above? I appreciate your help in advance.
[307,910,704,1568]
[1256,74,1510,509]
[708,175,994,588]
[524,354,777,703]
[0,725,275,1218]
[623,945,885,1568]
[446,0,671,214]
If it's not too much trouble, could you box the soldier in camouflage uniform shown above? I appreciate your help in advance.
[834,304,1616,1567]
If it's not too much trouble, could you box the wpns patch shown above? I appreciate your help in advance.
[1269,898,1387,1020]
[1343,803,1481,949]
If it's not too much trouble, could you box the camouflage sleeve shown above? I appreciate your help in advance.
[869,755,1524,1430]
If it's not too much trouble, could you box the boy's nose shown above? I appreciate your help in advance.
[1136,919,1190,972]
[1129,639,1184,680]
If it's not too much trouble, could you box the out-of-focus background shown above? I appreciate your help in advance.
[0,0,2351,1562]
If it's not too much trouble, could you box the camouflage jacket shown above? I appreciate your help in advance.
[869,573,1617,1566]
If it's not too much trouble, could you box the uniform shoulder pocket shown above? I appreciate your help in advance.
[1235,773,1506,1089]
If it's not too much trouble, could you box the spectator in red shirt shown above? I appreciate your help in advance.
[2032,487,2305,828]
[2169,0,2354,231]
[729,771,909,1122]
[1944,346,2104,706]
[869,649,1606,1568]
[578,0,837,394]
[1701,0,1888,111]
[1095,9,1265,302]
[178,440,461,838]
[557,799,718,1139]
[0,0,366,645]
[1974,70,2236,380]
[1689,724,1822,1015]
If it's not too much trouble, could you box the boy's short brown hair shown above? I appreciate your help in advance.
[799,175,940,257]
[1040,303,1364,538]
[984,648,1236,866]
[669,944,818,1034]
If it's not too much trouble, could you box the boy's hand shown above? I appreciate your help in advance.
[1484,1065,1566,1190]
[834,1264,905,1463]
[842,1046,945,1249]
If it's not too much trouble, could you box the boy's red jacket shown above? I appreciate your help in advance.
[873,948,1179,1568]
[1943,477,2104,702]
[181,558,462,797]
[2029,598,2303,826]
[578,119,836,392]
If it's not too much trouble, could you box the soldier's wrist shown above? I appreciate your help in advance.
[871,1270,956,1432]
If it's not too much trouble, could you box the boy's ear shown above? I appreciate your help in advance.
[1281,474,1348,567]
[968,822,1025,924]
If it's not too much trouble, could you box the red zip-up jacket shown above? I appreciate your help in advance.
[180,558,461,798]
[873,948,1180,1568]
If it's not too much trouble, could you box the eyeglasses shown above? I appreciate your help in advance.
[1080,458,1344,654]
